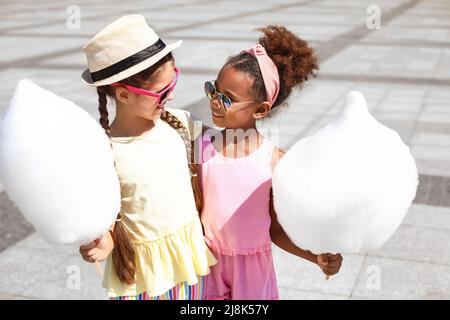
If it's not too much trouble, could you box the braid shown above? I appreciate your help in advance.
[160,110,203,212]
[97,86,136,285]
[97,87,111,137]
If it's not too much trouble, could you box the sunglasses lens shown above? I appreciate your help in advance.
[204,81,215,99]
[159,78,178,106]
[221,95,232,109]
[159,90,169,105]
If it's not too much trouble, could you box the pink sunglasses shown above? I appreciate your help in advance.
[110,66,180,107]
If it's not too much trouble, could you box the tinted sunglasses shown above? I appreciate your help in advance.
[111,66,180,107]
[204,80,256,112]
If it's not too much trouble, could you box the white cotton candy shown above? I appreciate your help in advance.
[272,91,419,254]
[0,79,121,245]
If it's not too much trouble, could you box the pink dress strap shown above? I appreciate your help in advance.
[200,132,275,256]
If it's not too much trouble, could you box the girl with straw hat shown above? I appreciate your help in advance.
[79,14,216,300]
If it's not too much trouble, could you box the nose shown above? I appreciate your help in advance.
[158,91,174,109]
[210,96,222,110]
[167,91,174,102]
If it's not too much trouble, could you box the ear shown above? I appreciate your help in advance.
[114,87,134,104]
[253,102,272,120]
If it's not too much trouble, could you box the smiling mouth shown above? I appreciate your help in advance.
[212,112,224,118]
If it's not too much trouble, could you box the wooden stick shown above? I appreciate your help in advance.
[325,275,330,280]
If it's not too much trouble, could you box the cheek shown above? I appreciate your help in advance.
[128,96,160,120]
[137,96,158,112]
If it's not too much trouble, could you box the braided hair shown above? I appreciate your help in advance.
[160,110,203,212]
[97,85,136,285]
[96,53,202,285]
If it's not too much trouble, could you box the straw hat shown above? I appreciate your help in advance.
[81,14,182,86]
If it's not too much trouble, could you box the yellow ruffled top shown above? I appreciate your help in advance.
[102,108,216,298]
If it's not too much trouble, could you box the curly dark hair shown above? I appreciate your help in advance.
[224,25,319,109]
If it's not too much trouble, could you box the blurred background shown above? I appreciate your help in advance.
[0,0,449,299]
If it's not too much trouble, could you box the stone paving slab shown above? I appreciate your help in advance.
[0,235,106,300]
[273,246,365,298]
[351,256,450,299]
[0,0,449,300]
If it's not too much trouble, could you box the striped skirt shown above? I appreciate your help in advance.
[110,275,205,300]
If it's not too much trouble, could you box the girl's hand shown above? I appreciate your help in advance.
[316,253,343,276]
[79,231,114,263]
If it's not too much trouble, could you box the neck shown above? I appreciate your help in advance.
[110,106,156,137]
[221,125,261,145]
[226,120,258,133]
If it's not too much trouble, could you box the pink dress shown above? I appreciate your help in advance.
[200,132,279,300]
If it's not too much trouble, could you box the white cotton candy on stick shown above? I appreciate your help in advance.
[272,91,419,255]
[0,79,120,246]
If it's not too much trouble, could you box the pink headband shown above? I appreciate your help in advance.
[243,44,280,107]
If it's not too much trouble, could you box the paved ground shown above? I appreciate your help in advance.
[0,0,449,300]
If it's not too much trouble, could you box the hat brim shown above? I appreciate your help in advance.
[81,40,182,87]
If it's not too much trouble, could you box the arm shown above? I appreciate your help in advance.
[269,148,343,275]
[269,189,343,275]
[269,148,316,261]
[269,189,317,264]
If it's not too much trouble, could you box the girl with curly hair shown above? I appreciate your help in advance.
[200,25,343,300]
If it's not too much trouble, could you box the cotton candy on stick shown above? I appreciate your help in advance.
[272,91,418,257]
[0,80,120,272]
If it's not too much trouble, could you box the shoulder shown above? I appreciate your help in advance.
[164,107,203,140]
